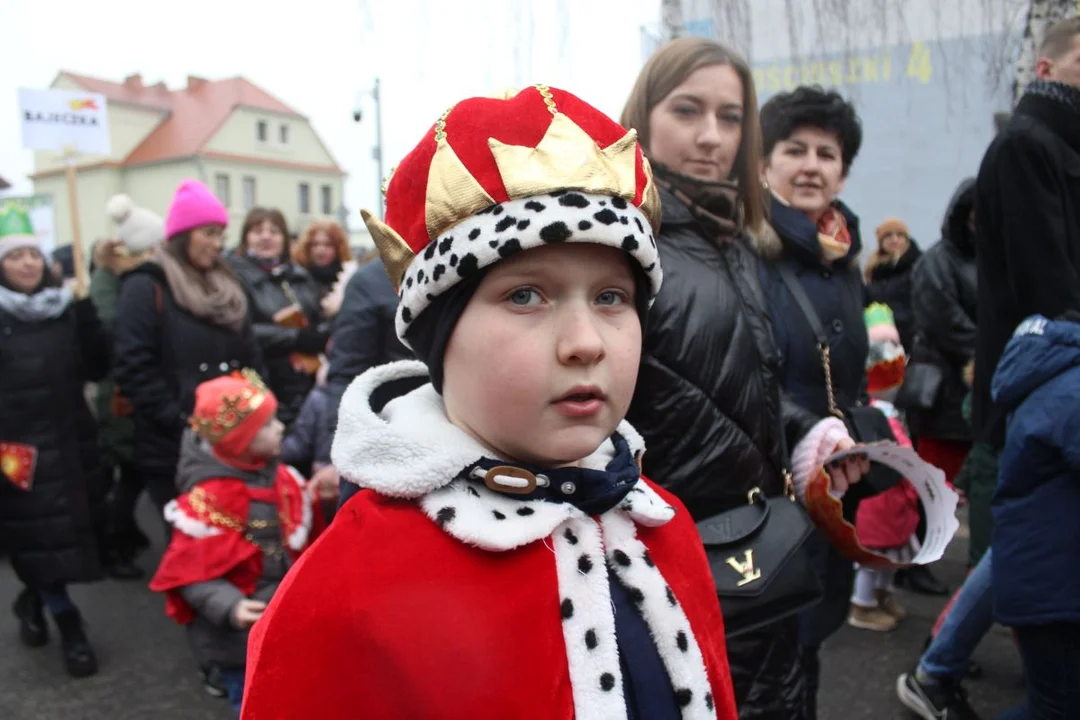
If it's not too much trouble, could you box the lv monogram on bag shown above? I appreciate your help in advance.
[726,549,762,587]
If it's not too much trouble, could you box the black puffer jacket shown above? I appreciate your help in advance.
[227,254,326,427]
[867,241,922,352]
[318,259,411,466]
[627,187,818,719]
[113,263,264,478]
[0,298,109,587]
[907,179,978,441]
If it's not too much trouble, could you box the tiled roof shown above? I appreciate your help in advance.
[55,72,340,171]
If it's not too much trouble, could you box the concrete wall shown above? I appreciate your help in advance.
[204,107,339,169]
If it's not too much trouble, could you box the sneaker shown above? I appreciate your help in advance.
[876,589,907,621]
[848,604,898,632]
[897,670,981,719]
[201,666,228,699]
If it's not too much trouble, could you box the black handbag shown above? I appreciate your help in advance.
[775,263,904,497]
[697,480,823,638]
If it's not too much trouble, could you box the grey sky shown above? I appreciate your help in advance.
[1,0,656,227]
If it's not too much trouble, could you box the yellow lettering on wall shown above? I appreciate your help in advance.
[863,57,879,83]
[752,69,766,91]
[883,54,892,80]
[784,65,798,89]
[828,61,843,86]
[767,66,781,92]
[846,57,861,83]
[907,42,932,84]
[806,62,826,85]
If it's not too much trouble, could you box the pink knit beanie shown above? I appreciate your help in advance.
[164,180,230,240]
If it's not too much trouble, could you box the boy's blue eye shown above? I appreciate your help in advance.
[509,288,542,306]
[596,290,629,306]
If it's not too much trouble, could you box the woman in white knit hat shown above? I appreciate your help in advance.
[88,194,165,581]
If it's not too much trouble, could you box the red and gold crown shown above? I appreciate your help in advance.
[189,370,278,458]
[362,85,663,347]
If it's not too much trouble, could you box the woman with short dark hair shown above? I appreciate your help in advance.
[757,86,871,718]
[227,207,327,427]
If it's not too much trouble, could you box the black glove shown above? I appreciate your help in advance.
[295,327,330,354]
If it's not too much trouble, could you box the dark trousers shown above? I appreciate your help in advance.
[142,470,179,540]
[999,623,1080,720]
[104,461,149,555]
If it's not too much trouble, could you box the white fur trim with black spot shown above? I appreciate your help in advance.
[163,499,222,539]
[331,360,645,499]
[602,511,718,718]
[395,191,662,347]
[282,465,314,551]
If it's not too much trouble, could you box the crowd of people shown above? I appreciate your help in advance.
[2,16,1080,720]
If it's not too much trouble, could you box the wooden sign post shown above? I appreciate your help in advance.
[62,144,88,296]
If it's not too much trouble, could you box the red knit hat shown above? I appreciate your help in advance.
[361,85,663,350]
[189,370,278,463]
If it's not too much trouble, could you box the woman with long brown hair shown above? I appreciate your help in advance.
[622,37,865,719]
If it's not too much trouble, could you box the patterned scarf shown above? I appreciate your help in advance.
[1025,79,1080,115]
[816,206,853,262]
[0,284,73,322]
[650,162,741,243]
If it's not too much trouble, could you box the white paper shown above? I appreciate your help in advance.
[826,442,960,565]
[19,88,111,155]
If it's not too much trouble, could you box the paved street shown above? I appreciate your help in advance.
[0,501,1022,719]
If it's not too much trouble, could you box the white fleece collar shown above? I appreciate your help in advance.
[330,360,673,549]
[332,359,647,498]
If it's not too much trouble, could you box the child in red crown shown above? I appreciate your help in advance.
[241,86,737,719]
[150,370,320,715]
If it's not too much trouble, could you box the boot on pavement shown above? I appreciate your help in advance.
[12,588,48,647]
[897,668,981,720]
[876,588,907,620]
[52,609,98,678]
[848,604,898,632]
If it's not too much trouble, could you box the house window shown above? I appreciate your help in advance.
[321,185,333,215]
[298,183,311,214]
[243,176,256,210]
[215,173,231,207]
[256,120,268,142]
[279,124,289,144]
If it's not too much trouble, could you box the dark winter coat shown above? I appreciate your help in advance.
[0,298,109,587]
[89,266,134,466]
[867,241,922,352]
[282,385,331,477]
[113,262,264,478]
[227,254,326,428]
[318,259,411,466]
[973,85,1080,449]
[757,199,869,421]
[756,197,869,651]
[907,179,978,441]
[991,316,1080,626]
[627,187,819,719]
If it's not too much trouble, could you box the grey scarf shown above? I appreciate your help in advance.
[0,284,73,322]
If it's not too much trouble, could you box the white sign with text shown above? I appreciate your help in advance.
[19,88,110,155]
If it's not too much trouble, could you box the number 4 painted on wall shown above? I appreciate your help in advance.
[907,42,933,85]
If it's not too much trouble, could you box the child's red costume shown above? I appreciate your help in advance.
[149,466,319,624]
[242,362,737,720]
